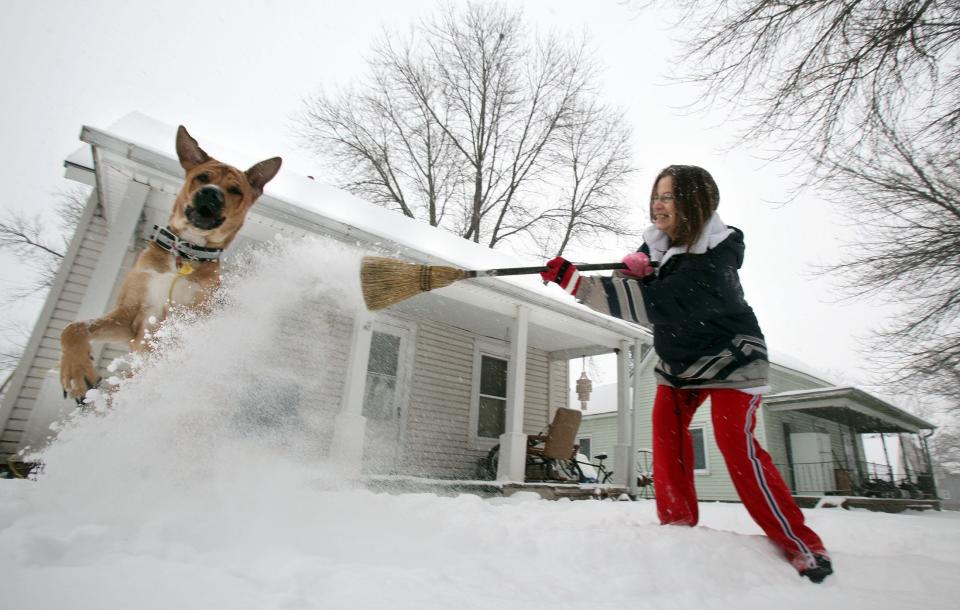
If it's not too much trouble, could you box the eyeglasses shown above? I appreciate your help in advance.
[650,194,675,203]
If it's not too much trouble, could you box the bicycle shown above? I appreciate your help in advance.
[576,452,614,484]
[477,436,583,482]
[575,449,655,499]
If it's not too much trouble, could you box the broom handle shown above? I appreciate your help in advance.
[467,261,655,278]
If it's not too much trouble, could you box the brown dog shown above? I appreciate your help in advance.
[59,126,281,400]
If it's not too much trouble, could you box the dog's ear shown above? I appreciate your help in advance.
[176,126,211,171]
[246,157,282,195]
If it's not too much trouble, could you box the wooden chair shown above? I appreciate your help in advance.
[526,407,582,480]
[474,407,584,482]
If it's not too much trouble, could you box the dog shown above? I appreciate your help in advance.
[59,126,281,401]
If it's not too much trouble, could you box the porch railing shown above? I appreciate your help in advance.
[774,460,936,499]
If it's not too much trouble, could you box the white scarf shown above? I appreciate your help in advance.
[641,213,734,269]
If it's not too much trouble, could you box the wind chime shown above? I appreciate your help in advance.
[575,356,593,411]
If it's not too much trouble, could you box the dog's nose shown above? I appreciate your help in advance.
[194,186,225,216]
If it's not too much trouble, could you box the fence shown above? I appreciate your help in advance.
[775,460,935,499]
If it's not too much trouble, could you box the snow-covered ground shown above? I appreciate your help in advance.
[3,477,960,610]
[3,238,959,609]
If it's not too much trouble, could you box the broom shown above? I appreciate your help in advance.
[361,256,644,311]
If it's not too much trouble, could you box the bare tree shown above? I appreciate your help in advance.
[0,186,87,303]
[297,1,637,251]
[536,102,636,256]
[666,0,960,164]
[823,119,959,404]
[649,0,960,412]
[0,186,89,380]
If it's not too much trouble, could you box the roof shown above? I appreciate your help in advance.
[763,386,935,433]
[67,112,651,354]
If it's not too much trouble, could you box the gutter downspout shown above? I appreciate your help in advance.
[920,430,939,501]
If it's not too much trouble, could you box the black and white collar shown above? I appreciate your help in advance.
[150,225,223,263]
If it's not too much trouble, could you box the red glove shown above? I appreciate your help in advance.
[541,256,581,296]
[621,251,654,278]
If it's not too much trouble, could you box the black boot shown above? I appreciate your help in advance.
[800,554,833,583]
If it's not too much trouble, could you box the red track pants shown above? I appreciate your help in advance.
[652,385,828,570]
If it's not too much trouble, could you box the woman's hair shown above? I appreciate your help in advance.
[649,165,720,249]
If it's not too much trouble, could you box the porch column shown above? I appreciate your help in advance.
[25,181,150,451]
[898,433,914,482]
[880,433,894,483]
[612,339,632,486]
[627,339,643,495]
[329,311,373,477]
[497,305,529,482]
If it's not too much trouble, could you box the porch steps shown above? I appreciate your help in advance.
[794,495,940,513]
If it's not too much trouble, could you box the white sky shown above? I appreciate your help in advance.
[0,0,901,392]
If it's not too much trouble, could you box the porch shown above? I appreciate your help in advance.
[764,386,939,512]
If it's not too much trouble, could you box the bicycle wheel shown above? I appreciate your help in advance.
[476,444,500,480]
[636,449,655,499]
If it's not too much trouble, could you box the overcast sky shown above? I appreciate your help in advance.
[0,0,901,393]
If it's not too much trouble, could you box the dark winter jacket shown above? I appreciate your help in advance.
[577,214,769,389]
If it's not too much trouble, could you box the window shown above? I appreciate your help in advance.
[690,426,709,473]
[578,437,592,459]
[477,355,508,439]
[362,331,401,422]
[469,340,511,447]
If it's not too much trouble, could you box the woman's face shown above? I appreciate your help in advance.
[651,175,678,238]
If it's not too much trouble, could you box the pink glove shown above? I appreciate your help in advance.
[540,256,581,296]
[621,251,654,278]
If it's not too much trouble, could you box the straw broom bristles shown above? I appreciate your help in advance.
[360,256,634,311]
[361,256,471,311]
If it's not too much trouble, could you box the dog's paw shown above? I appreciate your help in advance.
[60,356,101,402]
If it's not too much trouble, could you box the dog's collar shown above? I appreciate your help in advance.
[150,225,223,263]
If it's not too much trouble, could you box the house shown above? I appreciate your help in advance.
[935,469,960,511]
[576,352,940,507]
[0,112,654,485]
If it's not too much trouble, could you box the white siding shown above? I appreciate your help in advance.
[397,321,555,479]
[264,297,354,454]
[1,196,105,458]
[578,414,618,462]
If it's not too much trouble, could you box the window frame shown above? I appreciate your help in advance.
[690,424,711,475]
[468,339,510,450]
[577,435,592,460]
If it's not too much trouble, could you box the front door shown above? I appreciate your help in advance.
[361,321,413,474]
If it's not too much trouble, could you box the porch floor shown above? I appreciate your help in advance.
[363,476,941,511]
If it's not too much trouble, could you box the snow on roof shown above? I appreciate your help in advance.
[765,349,835,386]
[765,386,848,399]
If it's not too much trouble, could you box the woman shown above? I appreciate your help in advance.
[541,165,833,583]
